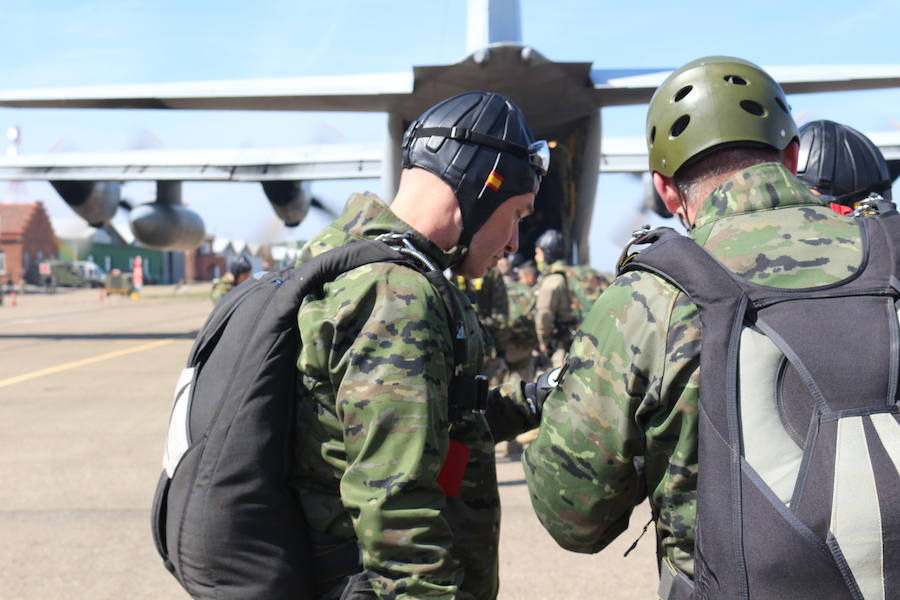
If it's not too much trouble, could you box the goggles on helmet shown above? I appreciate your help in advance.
[408,125,550,176]
[528,140,551,176]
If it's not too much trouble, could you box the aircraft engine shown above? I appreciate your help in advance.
[129,202,205,251]
[262,181,310,227]
[128,181,206,251]
[50,181,121,227]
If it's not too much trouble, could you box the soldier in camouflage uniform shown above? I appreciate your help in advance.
[499,253,525,286]
[503,261,540,455]
[559,263,609,316]
[209,274,234,304]
[293,91,549,600]
[209,257,251,304]
[533,229,577,368]
[503,261,539,385]
[453,268,510,386]
[523,57,849,588]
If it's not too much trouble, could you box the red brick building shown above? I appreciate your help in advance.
[187,236,227,282]
[0,202,58,284]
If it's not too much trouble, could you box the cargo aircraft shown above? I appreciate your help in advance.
[0,0,899,260]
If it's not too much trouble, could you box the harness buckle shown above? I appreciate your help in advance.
[449,126,470,141]
[616,225,661,273]
[851,193,885,217]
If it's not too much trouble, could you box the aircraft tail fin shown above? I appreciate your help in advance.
[466,0,522,54]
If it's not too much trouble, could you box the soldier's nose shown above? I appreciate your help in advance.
[507,227,520,254]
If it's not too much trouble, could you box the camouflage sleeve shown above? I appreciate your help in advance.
[316,264,463,598]
[209,280,229,304]
[522,270,698,556]
[475,270,509,333]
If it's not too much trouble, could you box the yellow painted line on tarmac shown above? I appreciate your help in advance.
[0,338,176,389]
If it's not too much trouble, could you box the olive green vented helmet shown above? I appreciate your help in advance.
[646,56,798,177]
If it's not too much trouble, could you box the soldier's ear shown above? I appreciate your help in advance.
[653,172,683,218]
[782,140,800,175]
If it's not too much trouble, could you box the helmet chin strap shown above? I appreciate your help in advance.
[447,243,469,270]
[457,223,475,248]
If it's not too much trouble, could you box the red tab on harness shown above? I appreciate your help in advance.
[437,440,470,497]
[830,202,853,215]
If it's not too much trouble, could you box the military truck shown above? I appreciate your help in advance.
[33,260,107,288]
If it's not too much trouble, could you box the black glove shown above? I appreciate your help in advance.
[523,364,566,416]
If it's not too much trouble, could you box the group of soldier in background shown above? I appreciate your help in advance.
[452,227,612,455]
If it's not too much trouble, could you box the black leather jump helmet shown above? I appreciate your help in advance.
[402,91,549,247]
[797,120,892,204]
[230,256,252,278]
[535,228,566,264]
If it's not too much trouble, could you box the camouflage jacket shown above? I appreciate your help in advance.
[523,163,863,577]
[557,264,609,320]
[209,274,234,304]
[534,260,577,350]
[453,268,509,352]
[292,192,539,600]
[454,268,509,327]
[503,280,538,351]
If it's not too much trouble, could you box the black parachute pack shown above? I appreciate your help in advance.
[620,199,900,600]
[151,237,480,599]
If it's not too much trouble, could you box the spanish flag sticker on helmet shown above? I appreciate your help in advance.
[485,170,504,191]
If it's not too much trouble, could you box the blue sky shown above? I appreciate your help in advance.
[1,0,899,270]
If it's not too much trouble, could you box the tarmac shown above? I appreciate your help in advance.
[0,285,658,599]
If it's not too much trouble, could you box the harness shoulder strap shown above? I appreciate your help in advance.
[617,226,747,306]
[189,239,416,366]
[870,200,900,291]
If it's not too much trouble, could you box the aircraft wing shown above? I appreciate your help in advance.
[0,139,650,182]
[590,65,900,107]
[0,73,414,111]
[599,132,900,181]
[2,64,899,114]
[1,132,897,183]
[0,144,382,181]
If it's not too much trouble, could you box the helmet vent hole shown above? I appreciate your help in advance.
[724,75,747,85]
[740,100,766,117]
[650,126,656,145]
[673,85,693,102]
[670,115,690,138]
[774,96,790,114]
